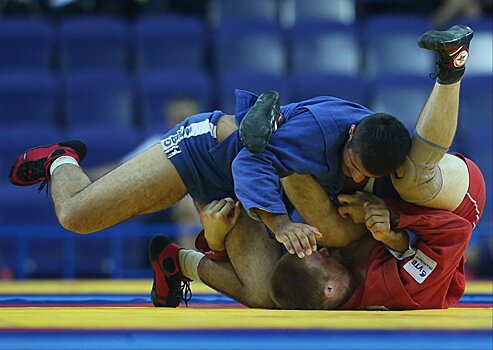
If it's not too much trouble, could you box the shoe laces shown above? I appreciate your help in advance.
[37,179,49,196]
[180,280,192,307]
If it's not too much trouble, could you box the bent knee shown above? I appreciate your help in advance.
[57,208,97,234]
[393,134,449,203]
[391,156,443,204]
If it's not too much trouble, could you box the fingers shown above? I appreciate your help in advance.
[338,192,365,205]
[363,205,389,230]
[307,225,323,238]
[230,201,241,226]
[338,204,367,223]
[211,199,228,212]
[365,213,387,231]
[338,204,355,217]
[306,225,320,251]
[276,233,307,258]
[217,199,235,216]
[337,193,352,205]
[276,224,319,258]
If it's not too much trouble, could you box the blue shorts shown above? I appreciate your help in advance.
[159,111,243,204]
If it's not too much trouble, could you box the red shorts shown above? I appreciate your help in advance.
[452,153,486,228]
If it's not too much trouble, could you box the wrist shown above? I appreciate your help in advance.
[256,210,289,233]
[384,229,410,253]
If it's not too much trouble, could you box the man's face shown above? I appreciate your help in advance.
[305,248,353,308]
[341,125,379,183]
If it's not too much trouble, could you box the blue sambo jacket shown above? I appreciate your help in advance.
[232,89,375,216]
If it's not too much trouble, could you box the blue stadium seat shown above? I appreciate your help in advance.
[218,71,291,115]
[63,70,135,129]
[208,0,279,26]
[458,75,493,133]
[0,70,59,128]
[0,183,58,224]
[458,75,492,221]
[138,69,213,130]
[288,0,356,25]
[461,124,492,224]
[134,15,207,73]
[289,21,361,75]
[26,238,65,278]
[291,73,367,106]
[67,124,141,168]
[0,18,53,71]
[363,15,433,79]
[59,16,129,73]
[369,74,434,131]
[214,19,287,76]
[74,237,112,278]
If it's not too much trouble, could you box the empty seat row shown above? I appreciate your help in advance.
[1,69,490,130]
[0,72,491,194]
[207,0,357,27]
[1,15,491,77]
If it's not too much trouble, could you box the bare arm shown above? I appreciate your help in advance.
[281,174,367,247]
[338,192,410,253]
[254,209,321,258]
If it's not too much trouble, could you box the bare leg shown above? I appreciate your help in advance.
[51,144,188,233]
[392,26,474,210]
[392,81,469,211]
[415,82,460,148]
[281,174,366,247]
[198,210,282,308]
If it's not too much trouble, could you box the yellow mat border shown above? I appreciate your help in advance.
[0,307,491,330]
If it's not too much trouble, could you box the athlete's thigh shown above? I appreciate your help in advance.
[226,211,282,292]
[84,143,188,219]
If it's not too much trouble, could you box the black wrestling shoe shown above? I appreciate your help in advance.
[418,24,474,84]
[239,90,284,154]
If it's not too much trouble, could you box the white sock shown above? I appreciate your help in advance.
[49,156,79,176]
[178,249,204,282]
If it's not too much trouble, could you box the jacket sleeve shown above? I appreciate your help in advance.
[233,113,327,216]
[385,199,471,286]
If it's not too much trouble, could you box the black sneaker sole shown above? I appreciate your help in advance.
[59,140,87,163]
[148,235,172,261]
[418,25,473,51]
[239,90,280,154]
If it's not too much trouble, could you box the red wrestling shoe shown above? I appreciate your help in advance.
[148,235,191,307]
[9,140,87,188]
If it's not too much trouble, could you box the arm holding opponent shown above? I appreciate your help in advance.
[281,174,366,248]
[338,191,412,254]
[198,198,241,252]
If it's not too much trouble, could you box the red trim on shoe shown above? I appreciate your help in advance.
[149,235,191,307]
[449,46,469,68]
[44,147,81,179]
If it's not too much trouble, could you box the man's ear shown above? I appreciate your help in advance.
[348,124,356,140]
[319,247,330,257]
[322,285,334,300]
[394,164,405,179]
